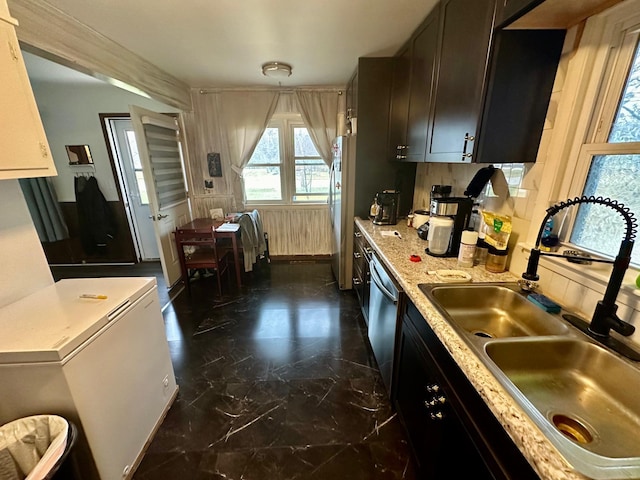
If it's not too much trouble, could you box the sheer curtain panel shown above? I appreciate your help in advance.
[295,91,343,166]
[217,91,280,207]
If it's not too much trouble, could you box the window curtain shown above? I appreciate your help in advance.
[217,91,280,207]
[19,177,69,243]
[295,91,343,166]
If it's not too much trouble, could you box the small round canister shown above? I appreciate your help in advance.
[485,246,508,273]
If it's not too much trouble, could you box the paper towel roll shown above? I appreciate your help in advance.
[337,112,347,136]
[350,117,358,136]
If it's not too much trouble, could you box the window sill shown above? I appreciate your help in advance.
[517,242,640,305]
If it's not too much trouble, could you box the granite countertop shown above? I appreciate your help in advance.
[355,217,589,480]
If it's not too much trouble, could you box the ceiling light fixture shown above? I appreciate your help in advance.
[261,62,292,78]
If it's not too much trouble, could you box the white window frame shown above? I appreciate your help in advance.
[243,113,328,206]
[560,10,640,266]
[543,2,640,260]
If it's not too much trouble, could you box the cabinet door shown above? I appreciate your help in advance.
[395,316,493,479]
[406,7,439,163]
[427,0,496,163]
[388,47,410,161]
[0,15,56,178]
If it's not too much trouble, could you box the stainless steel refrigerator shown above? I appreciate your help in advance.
[330,58,417,291]
[330,132,360,290]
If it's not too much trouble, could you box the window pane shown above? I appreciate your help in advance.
[295,162,329,202]
[609,40,640,143]
[126,130,142,169]
[248,128,281,165]
[135,171,149,204]
[244,166,282,201]
[570,153,640,265]
[294,128,320,157]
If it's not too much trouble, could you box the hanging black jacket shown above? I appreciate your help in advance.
[75,176,117,254]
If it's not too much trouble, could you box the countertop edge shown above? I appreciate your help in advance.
[354,217,588,480]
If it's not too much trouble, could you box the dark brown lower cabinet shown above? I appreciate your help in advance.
[353,225,372,325]
[394,300,540,479]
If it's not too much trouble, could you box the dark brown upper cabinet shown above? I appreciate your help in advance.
[390,0,565,163]
[388,47,411,162]
[426,0,496,163]
[475,28,565,164]
[389,7,440,163]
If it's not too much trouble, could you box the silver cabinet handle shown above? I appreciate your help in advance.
[353,252,362,259]
[427,396,447,407]
[352,277,363,286]
[354,232,362,238]
[430,412,445,421]
[462,132,474,161]
[364,247,374,255]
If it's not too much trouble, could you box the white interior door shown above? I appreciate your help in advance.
[130,106,191,287]
[112,119,160,260]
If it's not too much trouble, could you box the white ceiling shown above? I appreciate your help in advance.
[25,0,439,87]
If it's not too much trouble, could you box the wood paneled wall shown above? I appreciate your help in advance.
[260,207,331,256]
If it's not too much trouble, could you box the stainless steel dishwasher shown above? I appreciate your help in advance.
[368,253,404,396]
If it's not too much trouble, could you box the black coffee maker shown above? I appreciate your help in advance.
[372,190,400,225]
[427,197,474,257]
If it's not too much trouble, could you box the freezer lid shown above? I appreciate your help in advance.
[0,277,156,364]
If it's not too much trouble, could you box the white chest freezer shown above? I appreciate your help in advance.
[0,277,178,480]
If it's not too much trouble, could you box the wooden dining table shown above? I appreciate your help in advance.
[174,218,242,289]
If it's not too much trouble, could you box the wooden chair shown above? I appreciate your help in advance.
[174,227,229,297]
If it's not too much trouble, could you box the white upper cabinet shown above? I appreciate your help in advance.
[0,1,56,179]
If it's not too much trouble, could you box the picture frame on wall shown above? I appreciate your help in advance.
[207,152,222,177]
[66,145,93,165]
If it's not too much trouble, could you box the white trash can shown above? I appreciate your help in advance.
[0,415,77,480]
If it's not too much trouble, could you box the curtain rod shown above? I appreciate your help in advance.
[198,87,344,95]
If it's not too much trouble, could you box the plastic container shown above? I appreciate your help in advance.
[427,216,454,255]
[457,230,478,268]
[486,246,508,273]
[474,231,490,266]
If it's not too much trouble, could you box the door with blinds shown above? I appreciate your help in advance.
[130,106,191,287]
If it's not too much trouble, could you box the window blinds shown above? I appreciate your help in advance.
[141,122,187,209]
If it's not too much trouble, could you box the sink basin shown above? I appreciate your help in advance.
[421,284,569,339]
[486,338,640,477]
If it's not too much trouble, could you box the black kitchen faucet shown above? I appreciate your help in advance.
[522,196,640,361]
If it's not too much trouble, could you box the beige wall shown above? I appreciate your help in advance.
[0,180,53,308]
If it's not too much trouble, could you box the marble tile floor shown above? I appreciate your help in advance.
[134,261,417,480]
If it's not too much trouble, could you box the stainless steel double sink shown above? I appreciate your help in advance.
[419,283,640,480]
